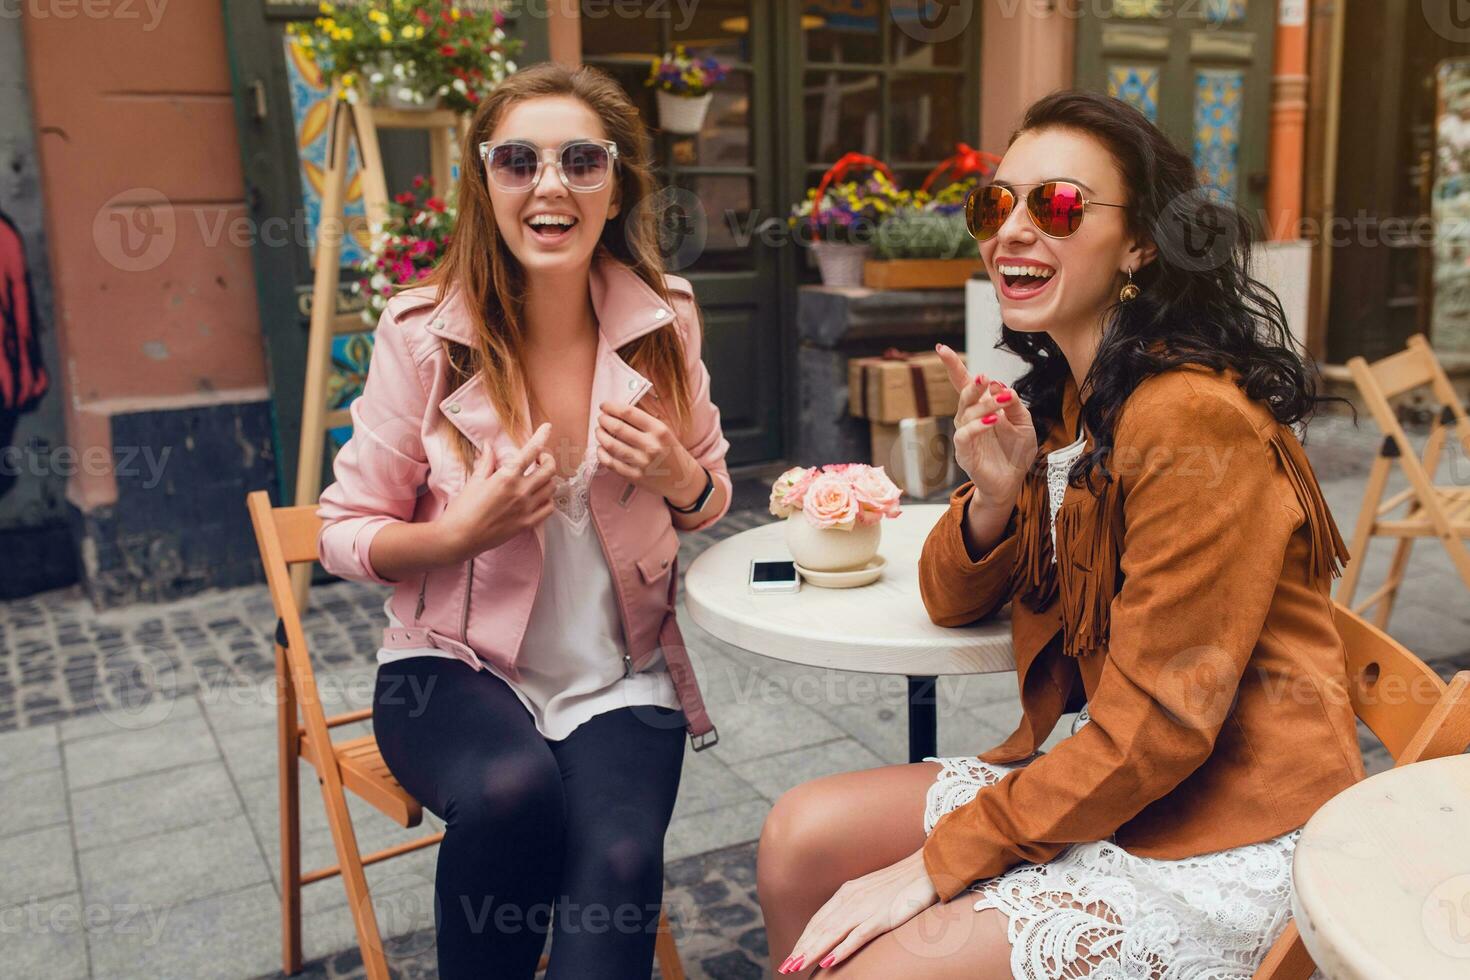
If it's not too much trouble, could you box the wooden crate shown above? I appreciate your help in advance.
[862,258,986,290]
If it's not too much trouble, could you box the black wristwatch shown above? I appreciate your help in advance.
[666,466,715,514]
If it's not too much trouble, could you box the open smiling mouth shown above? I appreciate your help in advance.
[998,262,1056,299]
[526,214,579,242]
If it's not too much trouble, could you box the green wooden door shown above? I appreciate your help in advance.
[220,1,550,503]
[580,0,786,466]
[583,1,983,466]
[1074,0,1276,216]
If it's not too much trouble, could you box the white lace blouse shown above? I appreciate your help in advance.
[375,447,681,741]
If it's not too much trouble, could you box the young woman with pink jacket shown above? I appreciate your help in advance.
[316,63,731,978]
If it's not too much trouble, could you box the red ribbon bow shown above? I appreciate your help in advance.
[920,142,1001,194]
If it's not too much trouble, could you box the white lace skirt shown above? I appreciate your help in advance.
[923,755,1305,980]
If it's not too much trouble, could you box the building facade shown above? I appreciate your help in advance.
[9,0,1465,602]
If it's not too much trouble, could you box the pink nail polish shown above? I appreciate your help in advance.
[981,413,998,424]
[789,954,804,971]
[973,374,985,386]
[995,391,1012,403]
[819,953,836,968]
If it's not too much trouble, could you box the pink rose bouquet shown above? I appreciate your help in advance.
[769,463,902,528]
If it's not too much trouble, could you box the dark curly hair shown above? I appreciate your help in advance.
[997,90,1345,492]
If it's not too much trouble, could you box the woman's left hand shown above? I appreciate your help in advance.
[779,848,939,973]
[595,400,701,506]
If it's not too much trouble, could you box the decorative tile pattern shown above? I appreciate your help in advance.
[1108,65,1161,122]
[282,33,370,269]
[1194,68,1244,199]
[1202,0,1248,24]
[328,331,375,450]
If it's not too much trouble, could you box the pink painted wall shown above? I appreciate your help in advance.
[22,2,267,511]
[980,2,1077,156]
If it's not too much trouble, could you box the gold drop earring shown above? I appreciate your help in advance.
[1119,267,1140,303]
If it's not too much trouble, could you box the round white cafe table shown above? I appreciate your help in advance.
[684,503,1016,763]
[1291,754,1470,978]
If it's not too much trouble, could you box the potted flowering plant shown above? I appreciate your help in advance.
[288,0,522,111]
[789,154,909,286]
[354,176,454,324]
[769,464,902,580]
[645,44,728,134]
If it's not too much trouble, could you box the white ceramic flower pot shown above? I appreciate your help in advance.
[657,90,713,134]
[812,241,872,287]
[785,515,881,572]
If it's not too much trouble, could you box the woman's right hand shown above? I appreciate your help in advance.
[435,422,558,562]
[936,344,1037,510]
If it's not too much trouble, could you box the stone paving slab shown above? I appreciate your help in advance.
[0,425,1466,978]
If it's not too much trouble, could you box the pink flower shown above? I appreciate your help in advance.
[768,465,817,518]
[802,473,860,530]
[850,465,902,526]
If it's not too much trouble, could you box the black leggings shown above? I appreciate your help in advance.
[372,656,687,979]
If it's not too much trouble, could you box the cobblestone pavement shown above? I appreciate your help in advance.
[3,422,1469,979]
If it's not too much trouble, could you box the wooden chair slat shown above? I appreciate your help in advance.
[1333,604,1447,760]
[1366,344,1434,400]
[274,504,324,565]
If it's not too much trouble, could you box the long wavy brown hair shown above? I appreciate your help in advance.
[413,62,693,464]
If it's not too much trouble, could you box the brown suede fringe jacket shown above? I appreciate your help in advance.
[917,363,1366,904]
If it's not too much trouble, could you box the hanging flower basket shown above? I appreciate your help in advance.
[374,54,441,110]
[646,45,727,135]
[287,1,523,112]
[656,90,714,135]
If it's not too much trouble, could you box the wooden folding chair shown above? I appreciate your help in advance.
[1253,602,1470,980]
[247,492,689,979]
[1336,333,1470,629]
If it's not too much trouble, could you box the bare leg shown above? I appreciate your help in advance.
[757,760,1010,978]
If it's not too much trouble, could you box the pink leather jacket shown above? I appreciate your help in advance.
[316,256,731,747]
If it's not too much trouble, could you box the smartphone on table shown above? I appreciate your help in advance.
[748,559,800,594]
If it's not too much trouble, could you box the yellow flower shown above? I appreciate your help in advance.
[318,1,333,14]
[379,27,391,43]
[368,9,387,24]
